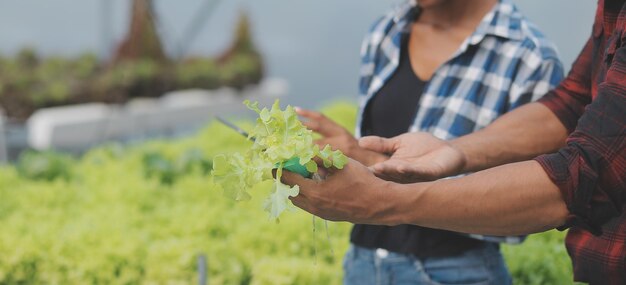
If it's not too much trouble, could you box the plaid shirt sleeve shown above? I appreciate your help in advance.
[536,37,595,133]
[535,37,626,235]
[509,56,564,109]
[533,2,626,282]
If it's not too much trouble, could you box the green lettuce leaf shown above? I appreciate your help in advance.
[212,99,349,220]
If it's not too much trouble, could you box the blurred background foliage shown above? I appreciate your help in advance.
[0,47,262,121]
[0,102,576,284]
[0,1,263,121]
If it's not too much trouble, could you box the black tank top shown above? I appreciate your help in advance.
[353,35,484,258]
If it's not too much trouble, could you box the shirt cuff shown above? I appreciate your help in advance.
[537,93,581,134]
[534,151,603,236]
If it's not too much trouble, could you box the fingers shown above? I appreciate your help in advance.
[306,156,340,177]
[371,160,403,177]
[283,170,320,217]
[313,138,334,151]
[359,136,397,155]
[372,160,412,180]
[370,160,434,183]
[294,107,322,120]
[295,107,344,137]
[280,170,313,191]
[289,191,311,211]
[302,120,321,133]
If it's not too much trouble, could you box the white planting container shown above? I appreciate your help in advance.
[25,78,289,150]
[27,104,112,150]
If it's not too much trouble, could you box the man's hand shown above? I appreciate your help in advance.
[296,108,387,166]
[359,133,466,183]
[283,158,403,225]
[284,158,568,236]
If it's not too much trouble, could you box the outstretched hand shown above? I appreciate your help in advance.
[359,132,466,183]
[296,108,387,166]
[283,158,400,225]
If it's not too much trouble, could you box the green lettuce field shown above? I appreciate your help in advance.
[0,102,575,284]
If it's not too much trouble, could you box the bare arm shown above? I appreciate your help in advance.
[454,38,594,173]
[392,161,569,235]
[363,38,595,182]
[359,103,567,182]
[283,156,568,235]
[453,102,567,173]
[286,159,569,236]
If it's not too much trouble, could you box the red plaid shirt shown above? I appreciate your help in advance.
[534,0,626,284]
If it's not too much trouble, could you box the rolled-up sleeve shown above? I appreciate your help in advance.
[535,39,626,235]
[538,36,594,133]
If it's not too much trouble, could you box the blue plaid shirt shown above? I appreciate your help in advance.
[356,0,564,244]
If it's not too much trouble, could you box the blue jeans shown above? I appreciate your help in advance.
[343,243,511,285]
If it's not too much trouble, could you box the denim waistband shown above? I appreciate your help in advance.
[349,242,500,262]
[350,245,413,262]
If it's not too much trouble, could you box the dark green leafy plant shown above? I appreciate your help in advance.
[16,151,74,181]
[142,149,212,186]
[176,148,213,175]
[142,151,178,185]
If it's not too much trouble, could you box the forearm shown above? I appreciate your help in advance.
[388,160,569,235]
[452,102,568,173]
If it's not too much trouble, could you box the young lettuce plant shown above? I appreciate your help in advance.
[212,100,348,221]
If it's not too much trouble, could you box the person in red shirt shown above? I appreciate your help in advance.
[283,0,626,284]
